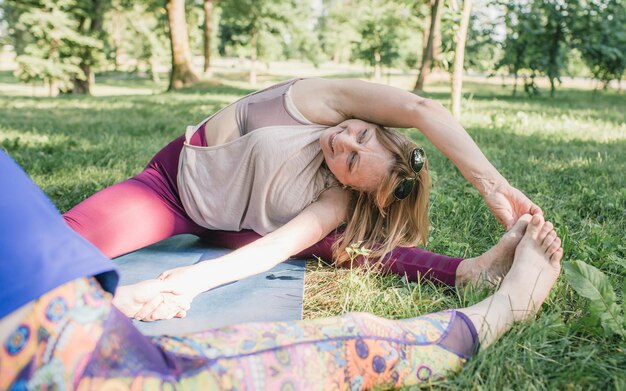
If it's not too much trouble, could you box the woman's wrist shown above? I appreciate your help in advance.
[161,264,212,297]
[472,172,509,197]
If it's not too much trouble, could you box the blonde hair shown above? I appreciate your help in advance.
[333,126,431,266]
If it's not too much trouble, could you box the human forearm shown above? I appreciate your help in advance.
[329,79,508,195]
[164,191,347,295]
[407,98,508,195]
[186,244,288,294]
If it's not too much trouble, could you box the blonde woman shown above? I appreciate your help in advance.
[63,78,543,320]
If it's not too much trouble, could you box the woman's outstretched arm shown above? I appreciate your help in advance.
[291,78,542,229]
[126,187,350,321]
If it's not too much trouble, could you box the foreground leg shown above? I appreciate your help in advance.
[80,310,476,390]
[459,214,563,348]
[2,279,476,390]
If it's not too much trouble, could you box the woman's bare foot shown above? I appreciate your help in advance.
[496,214,563,322]
[456,214,533,288]
[458,215,563,348]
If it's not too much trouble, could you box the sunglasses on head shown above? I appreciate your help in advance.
[394,147,426,200]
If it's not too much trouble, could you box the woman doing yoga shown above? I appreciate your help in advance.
[62,78,544,320]
[1,152,563,390]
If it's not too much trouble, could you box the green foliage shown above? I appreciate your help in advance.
[496,0,571,97]
[315,0,361,63]
[4,0,106,94]
[315,0,422,73]
[563,260,625,338]
[104,2,169,77]
[344,241,372,264]
[570,0,626,89]
[463,8,502,73]
[218,0,318,62]
[350,0,414,71]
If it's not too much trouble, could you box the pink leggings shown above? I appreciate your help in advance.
[63,135,463,286]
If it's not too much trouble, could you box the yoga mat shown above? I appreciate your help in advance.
[114,234,305,336]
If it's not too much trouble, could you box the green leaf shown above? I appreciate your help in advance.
[563,260,625,338]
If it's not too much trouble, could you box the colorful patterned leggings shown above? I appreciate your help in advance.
[1,278,478,390]
[63,135,463,286]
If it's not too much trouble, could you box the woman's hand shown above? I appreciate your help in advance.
[483,182,543,230]
[126,265,204,321]
[112,279,172,318]
[132,291,192,321]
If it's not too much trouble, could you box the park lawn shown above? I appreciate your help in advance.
[1,69,624,389]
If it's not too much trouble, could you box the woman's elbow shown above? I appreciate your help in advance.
[407,97,448,120]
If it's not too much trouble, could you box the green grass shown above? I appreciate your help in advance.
[1,69,625,389]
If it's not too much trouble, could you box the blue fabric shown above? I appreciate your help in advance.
[0,151,118,319]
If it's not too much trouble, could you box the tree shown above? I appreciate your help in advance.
[538,0,569,97]
[450,0,472,118]
[218,0,312,85]
[4,0,102,96]
[414,0,443,91]
[496,0,571,97]
[166,0,199,90]
[571,0,626,90]
[497,1,535,95]
[202,0,214,75]
[71,0,110,94]
[461,7,501,75]
[316,0,359,63]
[352,0,414,80]
[103,1,169,81]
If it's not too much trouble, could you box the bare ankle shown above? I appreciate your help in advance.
[455,258,480,286]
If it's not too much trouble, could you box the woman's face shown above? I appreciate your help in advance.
[320,119,394,191]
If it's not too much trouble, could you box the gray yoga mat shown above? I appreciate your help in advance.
[114,234,305,336]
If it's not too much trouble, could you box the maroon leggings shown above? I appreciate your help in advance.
[63,135,463,286]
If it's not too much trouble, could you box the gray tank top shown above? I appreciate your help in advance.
[177,123,338,235]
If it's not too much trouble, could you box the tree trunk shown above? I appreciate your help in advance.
[203,0,213,76]
[111,9,123,71]
[451,0,472,119]
[414,0,443,92]
[431,2,442,65]
[72,16,91,94]
[149,57,160,83]
[249,26,257,86]
[73,0,106,95]
[48,41,60,97]
[46,78,59,97]
[166,0,199,91]
[73,63,91,94]
[374,50,381,80]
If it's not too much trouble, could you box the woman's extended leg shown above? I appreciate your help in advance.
[63,136,205,259]
[204,216,532,288]
[63,177,205,259]
[1,217,562,390]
